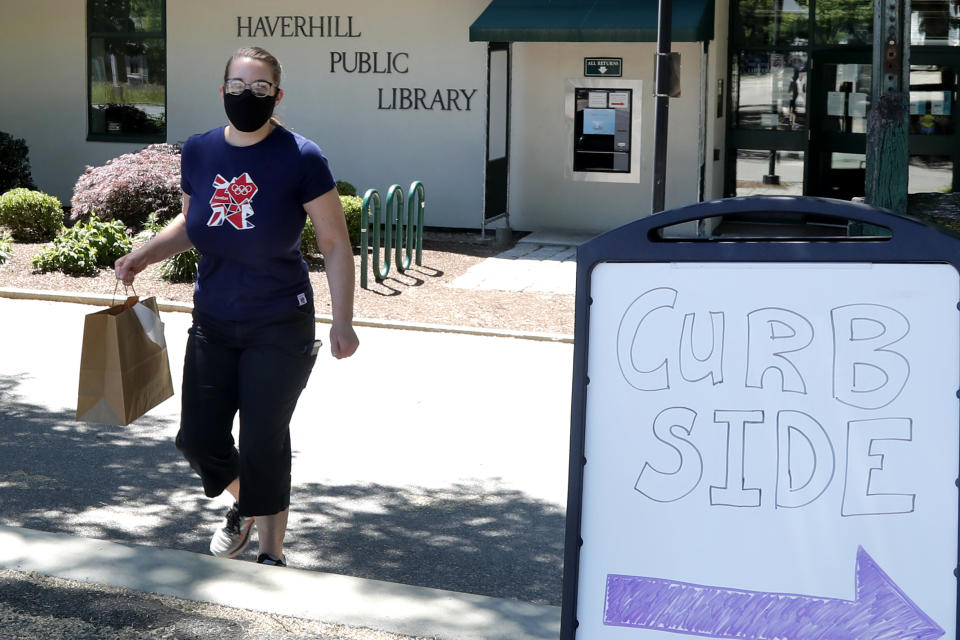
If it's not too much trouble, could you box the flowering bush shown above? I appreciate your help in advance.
[0,188,64,241]
[71,143,181,231]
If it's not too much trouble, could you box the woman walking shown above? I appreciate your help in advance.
[115,46,358,567]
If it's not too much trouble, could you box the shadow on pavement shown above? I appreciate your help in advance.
[0,373,565,607]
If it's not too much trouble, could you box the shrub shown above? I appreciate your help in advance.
[71,144,181,231]
[0,231,11,266]
[31,213,131,276]
[341,195,362,247]
[301,195,363,257]
[159,248,200,283]
[336,180,357,197]
[301,218,317,257]
[0,132,37,193]
[135,211,164,243]
[138,212,199,283]
[0,188,64,242]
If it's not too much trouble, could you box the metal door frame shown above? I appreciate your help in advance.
[482,41,511,233]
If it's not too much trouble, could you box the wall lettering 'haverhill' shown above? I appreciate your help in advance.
[236,16,361,38]
[235,16,478,112]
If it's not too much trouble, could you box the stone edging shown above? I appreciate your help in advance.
[0,287,574,344]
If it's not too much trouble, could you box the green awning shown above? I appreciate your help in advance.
[469,0,715,43]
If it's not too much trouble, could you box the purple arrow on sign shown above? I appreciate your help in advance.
[604,547,944,640]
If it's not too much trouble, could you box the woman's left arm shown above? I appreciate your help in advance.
[304,189,359,359]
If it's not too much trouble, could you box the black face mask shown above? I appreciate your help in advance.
[224,90,277,132]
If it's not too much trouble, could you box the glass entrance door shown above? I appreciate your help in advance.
[726,0,960,199]
[806,55,872,199]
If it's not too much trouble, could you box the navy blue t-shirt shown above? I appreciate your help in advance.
[180,126,336,321]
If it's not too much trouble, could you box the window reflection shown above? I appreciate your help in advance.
[89,37,166,136]
[911,0,960,45]
[735,149,805,195]
[734,51,808,129]
[89,0,164,34]
[909,66,955,135]
[821,64,872,133]
[909,155,953,192]
[733,0,809,46]
[88,0,165,140]
[824,153,866,199]
[814,0,873,45]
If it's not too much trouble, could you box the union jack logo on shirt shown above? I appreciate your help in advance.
[208,173,258,230]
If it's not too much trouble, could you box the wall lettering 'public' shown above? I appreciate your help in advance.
[235,16,478,112]
[237,16,361,38]
[330,52,409,74]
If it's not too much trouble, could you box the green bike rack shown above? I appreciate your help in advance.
[360,181,425,289]
[398,181,425,270]
[360,189,386,289]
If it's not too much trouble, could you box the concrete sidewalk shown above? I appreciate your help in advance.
[0,526,559,639]
[448,233,590,296]
[0,295,573,639]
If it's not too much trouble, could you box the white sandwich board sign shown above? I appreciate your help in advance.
[561,197,960,640]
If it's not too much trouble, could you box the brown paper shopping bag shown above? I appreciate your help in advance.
[76,296,174,425]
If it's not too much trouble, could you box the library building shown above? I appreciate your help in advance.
[1,0,956,236]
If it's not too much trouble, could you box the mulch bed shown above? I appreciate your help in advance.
[0,231,575,336]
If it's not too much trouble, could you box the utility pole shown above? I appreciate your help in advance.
[651,0,673,213]
[865,0,909,213]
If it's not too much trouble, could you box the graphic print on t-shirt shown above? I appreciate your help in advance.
[208,172,258,230]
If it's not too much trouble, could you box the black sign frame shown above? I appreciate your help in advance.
[560,196,960,639]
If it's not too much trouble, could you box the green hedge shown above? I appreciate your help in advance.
[0,188,64,242]
[301,195,363,257]
[0,231,11,266]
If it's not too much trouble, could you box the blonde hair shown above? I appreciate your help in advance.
[224,46,284,127]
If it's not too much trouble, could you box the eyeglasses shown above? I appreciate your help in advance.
[224,78,276,98]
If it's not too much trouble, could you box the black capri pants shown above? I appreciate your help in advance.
[176,304,318,517]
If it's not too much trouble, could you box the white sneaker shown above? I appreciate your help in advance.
[209,502,255,558]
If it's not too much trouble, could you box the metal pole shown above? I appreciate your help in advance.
[764,0,783,185]
[865,0,909,214]
[651,0,673,213]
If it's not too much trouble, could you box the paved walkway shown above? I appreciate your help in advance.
[449,232,592,295]
[0,294,573,639]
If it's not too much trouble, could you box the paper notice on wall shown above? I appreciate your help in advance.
[931,93,950,115]
[827,91,846,116]
[911,100,925,114]
[608,92,629,109]
[852,117,866,133]
[588,92,608,108]
[849,93,868,117]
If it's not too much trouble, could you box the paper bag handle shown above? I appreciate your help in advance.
[112,280,139,308]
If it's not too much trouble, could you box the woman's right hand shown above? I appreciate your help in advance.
[114,249,148,286]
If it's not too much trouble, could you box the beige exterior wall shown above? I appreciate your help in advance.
[2,0,490,228]
[168,0,489,229]
[508,40,712,234]
[0,0,145,208]
[1,1,723,234]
